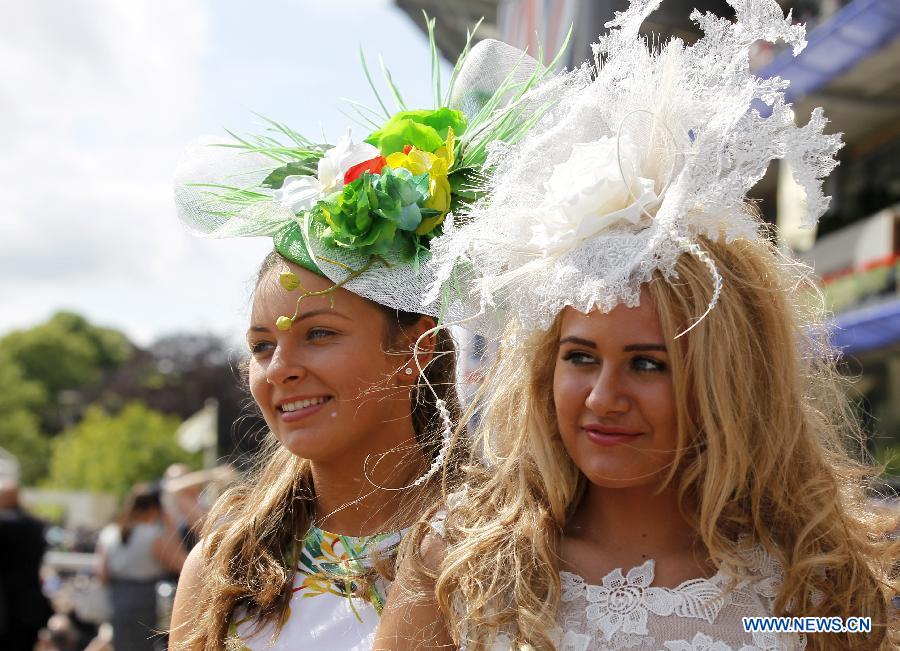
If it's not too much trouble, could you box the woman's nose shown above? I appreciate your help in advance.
[584,367,629,416]
[266,346,307,385]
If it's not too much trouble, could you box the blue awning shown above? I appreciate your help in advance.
[758,0,900,102]
[831,297,900,355]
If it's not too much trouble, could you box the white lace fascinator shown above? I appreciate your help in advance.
[424,0,843,336]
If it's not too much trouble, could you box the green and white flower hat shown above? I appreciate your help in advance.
[174,19,568,328]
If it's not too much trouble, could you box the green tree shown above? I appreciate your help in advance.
[0,312,135,438]
[0,352,49,485]
[47,402,199,496]
[0,311,133,398]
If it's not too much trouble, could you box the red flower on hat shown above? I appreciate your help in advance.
[343,155,386,185]
[342,146,414,185]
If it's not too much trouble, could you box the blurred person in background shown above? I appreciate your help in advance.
[157,464,236,649]
[0,476,53,651]
[96,483,185,651]
[82,623,113,651]
[161,463,237,555]
[161,463,206,554]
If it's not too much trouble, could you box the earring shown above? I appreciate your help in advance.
[266,377,274,385]
[404,367,413,376]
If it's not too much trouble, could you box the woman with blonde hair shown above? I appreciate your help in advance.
[166,28,561,650]
[375,1,898,649]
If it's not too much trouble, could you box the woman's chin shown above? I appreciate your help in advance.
[274,426,351,463]
[577,461,670,490]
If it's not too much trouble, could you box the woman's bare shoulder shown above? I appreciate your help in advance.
[168,539,208,648]
[419,527,449,572]
[374,527,455,650]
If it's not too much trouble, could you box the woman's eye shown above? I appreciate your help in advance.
[306,328,334,341]
[632,356,667,373]
[562,350,596,365]
[249,341,274,355]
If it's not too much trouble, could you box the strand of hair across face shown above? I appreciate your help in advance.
[365,311,485,491]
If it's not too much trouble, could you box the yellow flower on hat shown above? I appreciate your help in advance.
[384,127,456,235]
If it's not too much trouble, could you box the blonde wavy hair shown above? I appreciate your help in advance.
[174,251,466,650]
[416,232,898,650]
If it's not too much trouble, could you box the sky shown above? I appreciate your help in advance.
[0,0,453,347]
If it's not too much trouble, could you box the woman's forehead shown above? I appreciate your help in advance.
[558,296,661,339]
[252,262,377,321]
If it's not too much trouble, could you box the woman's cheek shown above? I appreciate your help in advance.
[553,369,583,428]
[248,361,268,403]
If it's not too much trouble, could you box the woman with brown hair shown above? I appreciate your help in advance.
[169,247,460,650]
[375,1,898,649]
[167,27,557,649]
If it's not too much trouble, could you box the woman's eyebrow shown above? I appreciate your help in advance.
[558,337,667,352]
[248,309,353,333]
[247,309,353,332]
[294,308,352,322]
[623,343,667,352]
[558,336,596,348]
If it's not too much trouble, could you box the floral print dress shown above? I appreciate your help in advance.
[229,525,404,650]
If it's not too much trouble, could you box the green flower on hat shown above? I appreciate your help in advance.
[365,108,467,155]
[312,166,435,263]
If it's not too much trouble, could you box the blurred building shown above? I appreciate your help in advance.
[397,0,900,462]
[755,0,900,462]
[397,0,743,65]
[396,0,503,60]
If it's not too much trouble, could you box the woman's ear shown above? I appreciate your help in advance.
[399,316,438,380]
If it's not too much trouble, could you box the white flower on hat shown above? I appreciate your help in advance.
[274,131,380,213]
[274,175,326,214]
[529,135,659,255]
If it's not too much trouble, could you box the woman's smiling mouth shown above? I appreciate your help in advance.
[277,396,333,421]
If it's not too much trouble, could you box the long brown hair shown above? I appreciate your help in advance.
[422,233,897,650]
[177,250,465,650]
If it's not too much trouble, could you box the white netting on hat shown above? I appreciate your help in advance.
[450,38,541,121]
[174,139,296,239]
[423,0,843,336]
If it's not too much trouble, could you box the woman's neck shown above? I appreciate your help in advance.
[564,481,708,584]
[310,430,426,537]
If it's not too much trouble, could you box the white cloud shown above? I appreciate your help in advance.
[0,0,238,343]
[0,1,209,140]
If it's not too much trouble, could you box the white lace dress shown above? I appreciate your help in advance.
[468,547,805,651]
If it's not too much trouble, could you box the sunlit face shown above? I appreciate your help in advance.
[247,262,416,465]
[553,289,678,489]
